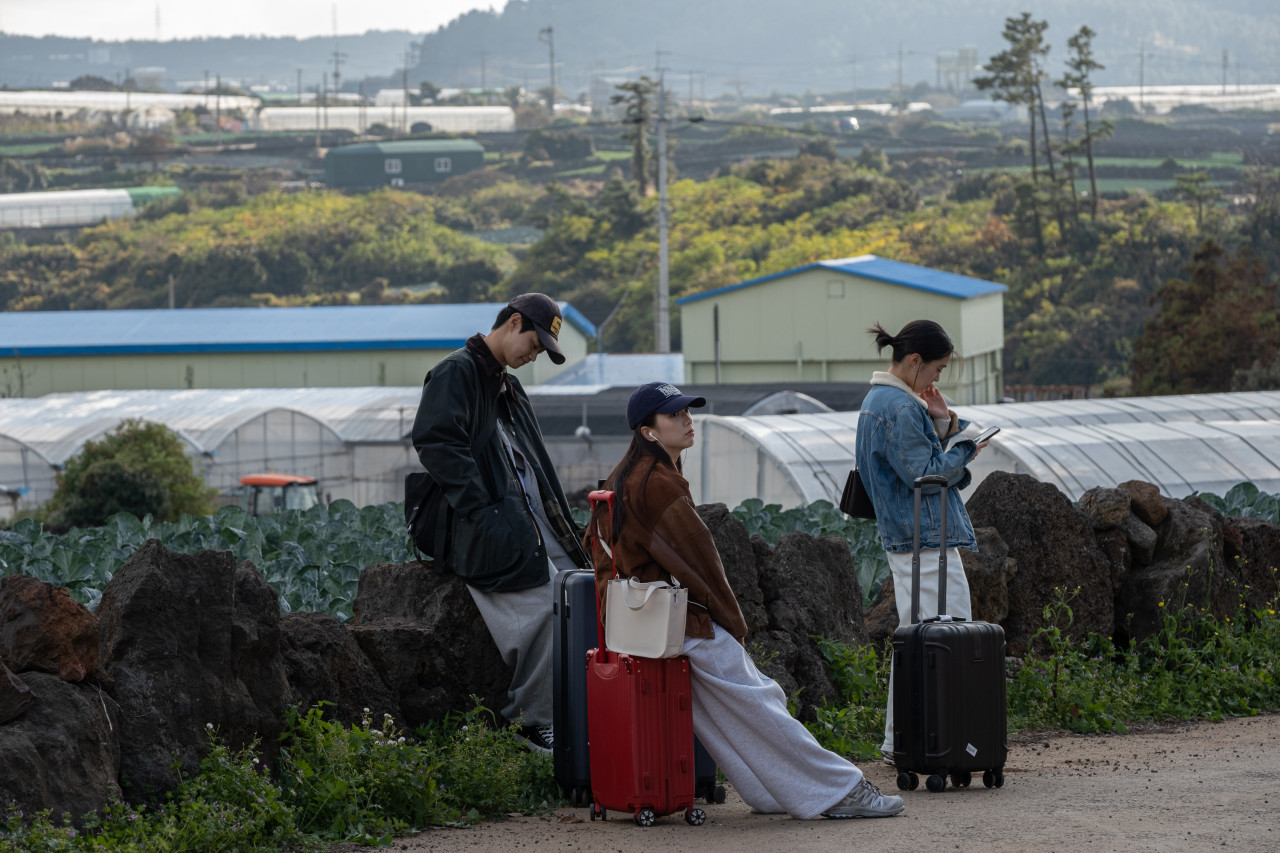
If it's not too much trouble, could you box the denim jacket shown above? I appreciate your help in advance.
[854,374,978,553]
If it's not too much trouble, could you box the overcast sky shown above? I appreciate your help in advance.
[0,0,508,40]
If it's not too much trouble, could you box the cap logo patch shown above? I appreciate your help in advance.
[549,316,562,338]
[657,383,680,398]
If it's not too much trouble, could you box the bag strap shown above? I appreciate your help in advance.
[618,576,679,609]
[587,489,616,653]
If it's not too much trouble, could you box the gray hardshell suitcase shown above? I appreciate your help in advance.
[891,474,1007,792]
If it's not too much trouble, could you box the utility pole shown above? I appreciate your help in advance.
[1222,49,1229,96]
[331,5,343,102]
[296,68,302,106]
[538,26,555,115]
[403,48,411,133]
[850,55,858,105]
[215,73,221,145]
[204,69,210,109]
[125,67,131,113]
[655,71,671,354]
[481,51,488,104]
[897,44,904,111]
[314,83,321,149]
[1139,42,1146,114]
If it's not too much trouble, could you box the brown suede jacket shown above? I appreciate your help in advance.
[586,454,748,644]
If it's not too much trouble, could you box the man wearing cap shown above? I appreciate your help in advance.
[411,293,590,753]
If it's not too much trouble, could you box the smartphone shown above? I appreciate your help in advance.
[974,425,1000,444]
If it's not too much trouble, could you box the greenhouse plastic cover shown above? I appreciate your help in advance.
[685,391,1280,508]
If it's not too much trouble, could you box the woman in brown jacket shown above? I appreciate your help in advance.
[586,382,904,821]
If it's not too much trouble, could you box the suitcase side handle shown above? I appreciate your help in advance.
[910,474,950,624]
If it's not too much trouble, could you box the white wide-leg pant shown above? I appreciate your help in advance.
[684,625,862,820]
[880,547,972,755]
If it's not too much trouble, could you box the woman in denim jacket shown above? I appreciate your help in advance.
[853,320,989,761]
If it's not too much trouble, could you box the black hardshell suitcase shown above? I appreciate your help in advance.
[891,474,1007,793]
[552,564,725,808]
[552,569,598,806]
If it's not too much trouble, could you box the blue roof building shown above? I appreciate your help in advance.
[675,255,1007,404]
[0,302,595,396]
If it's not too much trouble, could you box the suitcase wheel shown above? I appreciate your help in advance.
[926,773,947,793]
[981,768,1005,789]
[686,808,706,826]
[635,807,656,827]
[950,771,972,789]
[712,784,726,804]
[590,802,605,821]
[896,771,919,791]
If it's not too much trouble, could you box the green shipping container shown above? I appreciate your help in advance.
[324,139,485,188]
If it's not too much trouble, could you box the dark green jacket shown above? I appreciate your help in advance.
[411,336,589,592]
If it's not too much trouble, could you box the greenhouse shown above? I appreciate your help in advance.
[252,105,516,134]
[684,391,1280,508]
[3,387,1277,514]
[0,187,180,230]
[0,387,422,507]
[0,90,259,118]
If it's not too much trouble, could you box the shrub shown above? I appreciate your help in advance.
[46,419,213,527]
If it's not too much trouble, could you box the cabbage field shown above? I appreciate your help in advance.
[1,482,1274,620]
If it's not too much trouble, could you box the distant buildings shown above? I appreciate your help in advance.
[324,139,486,188]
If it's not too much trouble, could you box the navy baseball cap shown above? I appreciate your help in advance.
[507,292,566,364]
[626,382,707,430]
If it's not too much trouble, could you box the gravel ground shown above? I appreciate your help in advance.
[336,713,1280,853]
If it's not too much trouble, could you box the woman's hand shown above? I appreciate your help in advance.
[921,384,949,420]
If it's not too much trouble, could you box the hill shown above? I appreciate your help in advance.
[415,0,1280,99]
[0,30,418,93]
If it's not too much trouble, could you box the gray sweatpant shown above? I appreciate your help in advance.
[467,551,569,727]
[685,625,862,820]
[880,547,972,754]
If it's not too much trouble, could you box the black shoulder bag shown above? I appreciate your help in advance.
[839,469,876,520]
[404,395,498,563]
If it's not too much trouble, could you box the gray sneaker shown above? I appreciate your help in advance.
[822,779,905,819]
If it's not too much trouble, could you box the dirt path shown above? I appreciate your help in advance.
[370,713,1279,852]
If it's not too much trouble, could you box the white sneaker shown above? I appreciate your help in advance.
[822,779,905,819]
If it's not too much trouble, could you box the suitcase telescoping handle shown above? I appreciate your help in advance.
[910,474,950,626]
[587,489,616,653]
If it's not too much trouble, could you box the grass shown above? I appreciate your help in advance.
[3,563,1276,849]
[0,703,557,851]
[805,567,1280,759]
[0,143,61,156]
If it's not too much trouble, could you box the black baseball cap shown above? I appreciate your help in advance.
[627,382,707,430]
[508,292,566,364]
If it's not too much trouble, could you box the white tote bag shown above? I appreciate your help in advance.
[604,576,689,659]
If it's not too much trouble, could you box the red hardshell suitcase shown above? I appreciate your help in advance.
[584,489,706,827]
[891,474,1008,793]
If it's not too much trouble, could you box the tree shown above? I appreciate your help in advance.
[132,131,174,173]
[1174,171,1219,231]
[975,14,1048,249]
[47,419,215,527]
[798,136,839,161]
[612,77,657,196]
[1130,242,1279,395]
[69,74,118,91]
[1060,26,1108,220]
